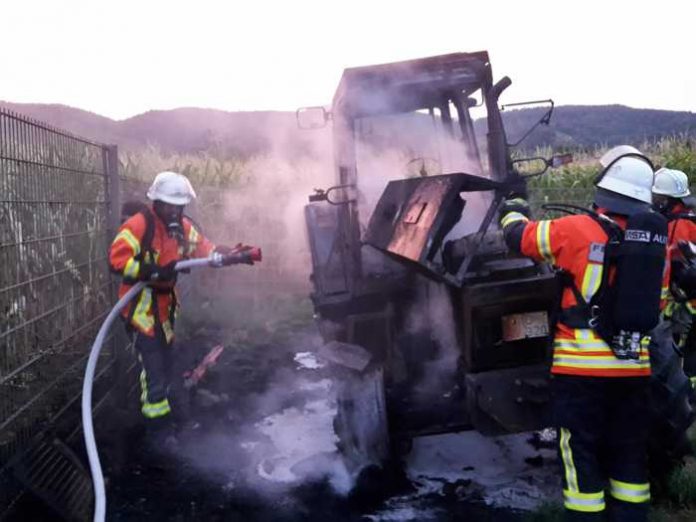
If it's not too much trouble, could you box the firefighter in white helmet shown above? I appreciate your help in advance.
[500,146,668,521]
[652,167,696,384]
[109,171,238,447]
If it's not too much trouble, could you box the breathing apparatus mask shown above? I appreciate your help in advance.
[153,200,185,243]
[652,194,679,215]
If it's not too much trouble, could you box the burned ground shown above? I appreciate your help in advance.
[96,325,554,522]
[6,320,558,521]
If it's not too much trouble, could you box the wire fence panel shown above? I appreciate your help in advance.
[0,109,118,511]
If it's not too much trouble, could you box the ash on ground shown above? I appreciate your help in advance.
[95,326,560,521]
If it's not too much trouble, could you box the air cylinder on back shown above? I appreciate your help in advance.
[612,211,668,332]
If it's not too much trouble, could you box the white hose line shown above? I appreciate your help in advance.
[82,257,215,522]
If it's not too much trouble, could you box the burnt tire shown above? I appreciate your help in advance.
[648,321,696,478]
[332,366,390,477]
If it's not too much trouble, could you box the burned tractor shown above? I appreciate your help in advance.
[299,52,693,476]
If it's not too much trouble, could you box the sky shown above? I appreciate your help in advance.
[1,0,693,120]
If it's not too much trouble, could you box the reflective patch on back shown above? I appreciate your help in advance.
[625,229,650,242]
[588,243,605,263]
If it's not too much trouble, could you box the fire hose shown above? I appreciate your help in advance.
[81,248,261,522]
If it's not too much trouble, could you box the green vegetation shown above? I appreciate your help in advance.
[119,146,252,188]
[524,136,696,215]
[647,425,696,520]
[529,135,696,185]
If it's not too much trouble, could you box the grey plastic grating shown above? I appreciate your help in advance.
[12,438,92,522]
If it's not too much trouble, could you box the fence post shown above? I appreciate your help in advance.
[104,145,121,237]
[103,145,128,410]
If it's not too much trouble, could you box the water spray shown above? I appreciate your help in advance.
[82,248,261,522]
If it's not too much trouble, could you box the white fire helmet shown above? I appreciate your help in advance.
[598,145,643,168]
[652,167,691,199]
[594,146,654,214]
[146,171,197,205]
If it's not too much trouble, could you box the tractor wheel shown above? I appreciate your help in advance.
[648,321,696,479]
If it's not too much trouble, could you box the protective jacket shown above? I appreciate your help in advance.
[501,210,669,377]
[109,208,215,342]
[666,203,696,314]
[667,203,696,248]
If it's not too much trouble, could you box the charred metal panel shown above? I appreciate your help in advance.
[459,273,559,372]
[333,52,492,118]
[364,173,500,281]
[465,364,550,435]
[305,204,349,298]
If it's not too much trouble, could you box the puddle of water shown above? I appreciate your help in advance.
[406,431,560,510]
[294,351,325,370]
[253,390,353,493]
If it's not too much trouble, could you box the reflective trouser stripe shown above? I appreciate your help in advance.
[139,368,148,403]
[139,361,171,419]
[559,428,579,492]
[690,376,696,388]
[609,479,650,503]
[132,287,154,332]
[563,490,605,513]
[161,320,174,344]
[142,399,171,418]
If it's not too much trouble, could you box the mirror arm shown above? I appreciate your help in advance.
[503,99,555,148]
[308,184,356,205]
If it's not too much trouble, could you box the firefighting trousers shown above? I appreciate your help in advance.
[552,375,651,522]
[133,330,174,421]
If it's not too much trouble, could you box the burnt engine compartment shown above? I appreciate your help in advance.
[307,173,558,439]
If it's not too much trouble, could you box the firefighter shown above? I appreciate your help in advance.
[653,167,696,384]
[109,171,235,447]
[499,146,665,522]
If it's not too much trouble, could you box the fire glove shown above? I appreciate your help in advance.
[504,177,529,200]
[139,261,178,282]
[210,245,235,267]
[213,245,236,256]
[231,244,258,265]
[499,197,531,224]
[674,263,696,300]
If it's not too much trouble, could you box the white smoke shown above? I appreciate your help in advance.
[175,91,491,500]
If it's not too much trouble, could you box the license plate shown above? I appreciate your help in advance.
[502,311,550,342]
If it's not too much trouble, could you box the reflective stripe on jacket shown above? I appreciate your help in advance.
[109,209,215,341]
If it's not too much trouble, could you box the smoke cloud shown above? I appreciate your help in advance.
[172,92,489,498]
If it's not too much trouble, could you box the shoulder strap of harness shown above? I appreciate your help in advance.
[134,207,155,263]
[558,214,623,328]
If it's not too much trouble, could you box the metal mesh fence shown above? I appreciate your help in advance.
[0,109,118,511]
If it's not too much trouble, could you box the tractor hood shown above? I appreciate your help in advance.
[363,173,502,285]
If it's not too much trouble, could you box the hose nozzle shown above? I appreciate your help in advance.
[216,245,262,266]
